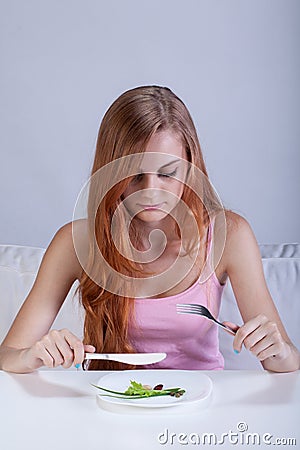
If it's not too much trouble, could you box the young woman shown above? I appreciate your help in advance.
[0,86,299,373]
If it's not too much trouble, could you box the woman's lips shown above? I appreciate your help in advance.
[138,203,166,210]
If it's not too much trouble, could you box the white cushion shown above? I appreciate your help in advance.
[0,245,83,345]
[219,244,300,369]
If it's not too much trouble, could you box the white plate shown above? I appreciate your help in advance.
[95,370,212,410]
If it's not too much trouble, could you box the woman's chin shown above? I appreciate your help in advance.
[135,209,169,223]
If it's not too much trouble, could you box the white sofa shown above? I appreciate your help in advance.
[0,243,299,370]
[0,245,84,344]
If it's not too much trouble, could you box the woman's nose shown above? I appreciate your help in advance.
[138,174,161,202]
[141,173,158,189]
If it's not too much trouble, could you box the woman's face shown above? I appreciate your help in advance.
[122,130,189,223]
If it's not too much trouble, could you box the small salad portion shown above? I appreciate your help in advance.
[93,380,186,399]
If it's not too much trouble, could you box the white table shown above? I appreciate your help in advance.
[0,369,299,450]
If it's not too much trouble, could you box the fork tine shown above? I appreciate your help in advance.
[177,303,200,307]
[176,304,206,312]
[176,305,208,316]
[177,310,202,316]
[176,307,201,312]
[176,303,203,309]
[177,303,215,319]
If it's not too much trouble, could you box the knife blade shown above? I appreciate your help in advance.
[84,352,166,365]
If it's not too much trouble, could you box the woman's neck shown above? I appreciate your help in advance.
[130,215,180,252]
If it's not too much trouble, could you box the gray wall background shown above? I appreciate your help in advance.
[1,0,299,248]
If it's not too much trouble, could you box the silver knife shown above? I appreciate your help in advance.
[84,352,167,365]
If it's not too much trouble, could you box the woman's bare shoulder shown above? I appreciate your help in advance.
[220,211,260,271]
[224,210,256,242]
[214,209,253,237]
[225,210,250,233]
[212,210,259,277]
[47,219,88,280]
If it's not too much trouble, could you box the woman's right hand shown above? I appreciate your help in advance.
[21,329,96,370]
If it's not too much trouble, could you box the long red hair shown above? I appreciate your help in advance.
[78,86,224,370]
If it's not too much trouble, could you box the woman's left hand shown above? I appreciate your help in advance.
[227,314,291,361]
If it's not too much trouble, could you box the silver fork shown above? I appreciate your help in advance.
[176,303,236,336]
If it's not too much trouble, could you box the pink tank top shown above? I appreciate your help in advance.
[128,220,225,370]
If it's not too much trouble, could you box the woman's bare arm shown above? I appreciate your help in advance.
[221,212,300,372]
[0,222,94,373]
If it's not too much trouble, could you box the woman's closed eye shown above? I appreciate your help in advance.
[131,169,178,183]
[131,173,144,183]
[158,169,178,178]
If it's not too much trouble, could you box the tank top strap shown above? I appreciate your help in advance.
[197,215,216,284]
[207,215,215,263]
